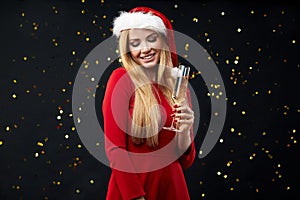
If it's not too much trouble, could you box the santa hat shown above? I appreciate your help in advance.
[112,6,178,66]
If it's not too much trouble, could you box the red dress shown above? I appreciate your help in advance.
[102,67,195,200]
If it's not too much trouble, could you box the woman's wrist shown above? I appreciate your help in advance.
[177,130,191,153]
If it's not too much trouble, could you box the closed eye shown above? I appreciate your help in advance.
[147,34,158,43]
[129,40,140,47]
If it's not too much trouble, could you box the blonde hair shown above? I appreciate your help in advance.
[118,30,174,147]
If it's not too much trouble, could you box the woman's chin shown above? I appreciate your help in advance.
[141,63,158,69]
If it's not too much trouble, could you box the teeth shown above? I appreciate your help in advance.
[142,54,154,59]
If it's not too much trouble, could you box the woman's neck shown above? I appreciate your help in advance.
[143,65,158,82]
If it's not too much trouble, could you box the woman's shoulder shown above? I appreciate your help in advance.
[112,66,127,74]
[107,67,133,87]
[108,67,128,81]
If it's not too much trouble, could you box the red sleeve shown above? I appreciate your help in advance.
[102,67,146,200]
[179,87,196,170]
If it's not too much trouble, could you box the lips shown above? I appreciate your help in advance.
[140,53,155,61]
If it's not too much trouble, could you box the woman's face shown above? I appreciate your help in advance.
[128,29,162,69]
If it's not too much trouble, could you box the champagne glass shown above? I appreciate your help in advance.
[163,65,190,132]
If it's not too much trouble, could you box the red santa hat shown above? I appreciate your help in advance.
[112,6,178,66]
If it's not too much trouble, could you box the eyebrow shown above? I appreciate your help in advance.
[129,32,158,41]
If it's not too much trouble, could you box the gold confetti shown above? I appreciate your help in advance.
[12,93,17,99]
[37,141,44,147]
[226,161,233,167]
[5,126,11,132]
[52,6,59,14]
[185,43,189,51]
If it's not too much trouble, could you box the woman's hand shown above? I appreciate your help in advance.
[173,101,194,153]
[173,102,194,133]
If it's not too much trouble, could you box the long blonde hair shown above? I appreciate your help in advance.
[119,30,174,147]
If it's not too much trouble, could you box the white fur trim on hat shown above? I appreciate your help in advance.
[113,11,166,37]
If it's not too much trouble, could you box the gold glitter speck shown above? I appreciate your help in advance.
[5,126,11,132]
[37,142,44,147]
[185,43,189,51]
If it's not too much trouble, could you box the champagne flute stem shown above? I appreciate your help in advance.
[170,116,175,129]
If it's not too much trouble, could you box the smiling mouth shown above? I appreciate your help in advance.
[141,53,155,60]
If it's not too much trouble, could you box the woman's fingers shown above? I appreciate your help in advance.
[173,103,194,132]
[174,104,194,118]
[174,112,194,119]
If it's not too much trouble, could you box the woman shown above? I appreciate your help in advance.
[102,7,196,200]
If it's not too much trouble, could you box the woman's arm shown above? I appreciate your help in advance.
[174,88,196,169]
[103,68,146,200]
[174,102,194,152]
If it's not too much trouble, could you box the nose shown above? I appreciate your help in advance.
[140,41,151,53]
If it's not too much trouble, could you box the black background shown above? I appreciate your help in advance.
[0,0,299,199]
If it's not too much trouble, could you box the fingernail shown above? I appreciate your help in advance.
[170,113,175,117]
